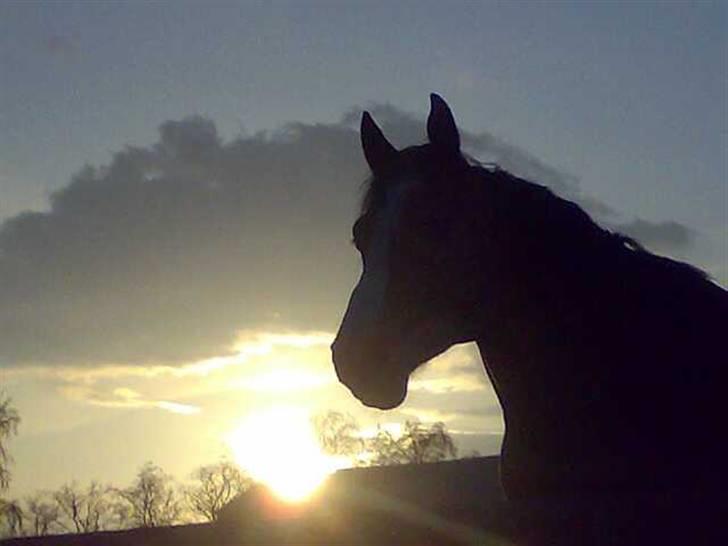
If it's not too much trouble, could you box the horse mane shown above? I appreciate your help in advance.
[358,149,711,288]
[476,166,712,286]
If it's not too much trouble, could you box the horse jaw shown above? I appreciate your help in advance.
[332,294,464,410]
[332,321,472,410]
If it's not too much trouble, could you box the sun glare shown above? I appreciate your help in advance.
[227,406,347,502]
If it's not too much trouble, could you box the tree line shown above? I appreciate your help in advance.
[0,460,249,538]
[1,396,470,539]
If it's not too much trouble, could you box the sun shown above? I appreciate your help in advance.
[227,406,346,502]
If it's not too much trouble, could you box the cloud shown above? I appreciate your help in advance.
[409,374,488,394]
[153,401,201,415]
[2,330,333,384]
[0,107,696,368]
[6,329,338,428]
[402,380,504,434]
[60,384,200,415]
[407,343,491,395]
[611,219,695,252]
[0,117,363,367]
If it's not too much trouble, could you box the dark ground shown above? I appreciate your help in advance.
[1,457,517,545]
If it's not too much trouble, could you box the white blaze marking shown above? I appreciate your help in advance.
[339,182,412,338]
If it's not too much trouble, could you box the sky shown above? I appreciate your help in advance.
[0,1,725,499]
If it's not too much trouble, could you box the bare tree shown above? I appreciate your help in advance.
[368,421,457,465]
[117,462,180,528]
[0,394,20,491]
[108,495,134,531]
[24,492,60,537]
[54,481,113,533]
[185,460,251,522]
[312,410,364,459]
[0,498,24,538]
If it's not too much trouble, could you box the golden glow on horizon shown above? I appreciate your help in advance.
[227,406,348,502]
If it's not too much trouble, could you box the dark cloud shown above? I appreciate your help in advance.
[0,116,364,366]
[0,106,696,368]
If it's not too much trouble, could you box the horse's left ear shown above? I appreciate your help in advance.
[427,94,460,156]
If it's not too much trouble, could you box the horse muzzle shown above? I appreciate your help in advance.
[331,338,409,410]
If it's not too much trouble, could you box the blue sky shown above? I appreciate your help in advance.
[0,1,725,498]
[2,2,725,228]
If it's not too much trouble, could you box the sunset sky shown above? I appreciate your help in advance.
[1,1,725,499]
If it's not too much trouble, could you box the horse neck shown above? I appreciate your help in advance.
[463,177,615,419]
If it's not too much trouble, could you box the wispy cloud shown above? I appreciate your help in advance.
[42,329,337,416]
[154,401,201,415]
[60,385,200,415]
[3,330,335,382]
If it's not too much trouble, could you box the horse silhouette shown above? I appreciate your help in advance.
[332,94,726,544]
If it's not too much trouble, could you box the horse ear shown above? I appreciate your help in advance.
[427,94,460,155]
[361,111,398,175]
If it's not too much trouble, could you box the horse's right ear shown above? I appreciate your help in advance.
[361,111,398,176]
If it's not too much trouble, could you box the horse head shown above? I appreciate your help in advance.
[332,95,486,409]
